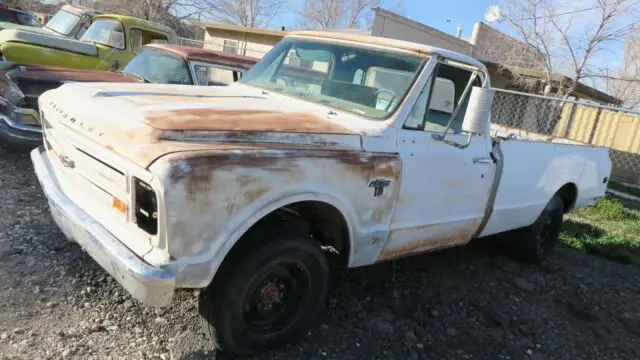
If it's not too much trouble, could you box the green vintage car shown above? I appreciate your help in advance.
[0,14,177,71]
[0,5,98,39]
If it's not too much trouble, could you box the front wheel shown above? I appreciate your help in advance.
[506,195,564,263]
[198,229,329,356]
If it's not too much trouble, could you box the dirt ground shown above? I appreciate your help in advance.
[1,146,640,360]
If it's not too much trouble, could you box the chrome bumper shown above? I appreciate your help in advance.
[31,147,175,307]
[0,113,42,148]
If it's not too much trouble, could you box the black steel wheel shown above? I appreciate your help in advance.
[199,226,329,356]
[506,194,564,263]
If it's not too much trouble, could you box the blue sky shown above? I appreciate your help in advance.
[385,0,495,40]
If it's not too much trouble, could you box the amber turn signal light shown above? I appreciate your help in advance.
[112,198,128,214]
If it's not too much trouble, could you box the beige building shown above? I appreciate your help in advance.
[195,22,286,58]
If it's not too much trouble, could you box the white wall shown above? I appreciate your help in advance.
[371,9,474,56]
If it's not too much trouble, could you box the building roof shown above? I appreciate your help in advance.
[94,14,176,36]
[484,61,622,105]
[144,44,258,70]
[291,31,487,70]
[192,21,288,38]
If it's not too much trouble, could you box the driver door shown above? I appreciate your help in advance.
[379,60,495,260]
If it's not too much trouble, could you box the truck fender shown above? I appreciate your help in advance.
[200,192,357,288]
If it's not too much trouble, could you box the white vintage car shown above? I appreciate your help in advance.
[31,31,611,355]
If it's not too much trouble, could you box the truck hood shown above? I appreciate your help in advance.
[0,29,98,56]
[40,82,365,168]
[0,23,47,33]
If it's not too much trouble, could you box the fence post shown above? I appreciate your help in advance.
[587,108,603,144]
[562,102,578,139]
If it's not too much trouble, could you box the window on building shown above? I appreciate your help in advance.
[223,40,238,54]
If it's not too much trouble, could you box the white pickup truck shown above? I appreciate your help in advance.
[31,31,611,355]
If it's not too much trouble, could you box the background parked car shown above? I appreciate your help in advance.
[0,44,257,149]
[0,5,96,36]
[0,5,42,29]
[0,14,176,71]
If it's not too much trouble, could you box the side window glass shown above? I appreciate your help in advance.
[194,66,236,86]
[75,20,90,39]
[131,29,143,53]
[403,75,432,130]
[424,64,478,134]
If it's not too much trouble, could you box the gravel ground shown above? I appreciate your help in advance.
[2,146,640,360]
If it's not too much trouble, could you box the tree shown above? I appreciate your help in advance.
[191,0,286,27]
[496,0,639,98]
[603,36,640,108]
[298,0,383,29]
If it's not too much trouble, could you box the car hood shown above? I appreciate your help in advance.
[40,82,367,168]
[0,29,97,56]
[0,22,46,33]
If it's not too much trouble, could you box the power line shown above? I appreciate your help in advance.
[513,5,601,21]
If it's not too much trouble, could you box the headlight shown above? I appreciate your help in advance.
[134,178,158,235]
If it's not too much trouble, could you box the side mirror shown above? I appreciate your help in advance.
[462,86,494,136]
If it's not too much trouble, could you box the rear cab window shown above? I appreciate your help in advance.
[194,65,240,86]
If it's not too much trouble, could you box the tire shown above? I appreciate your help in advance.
[198,226,330,356]
[506,195,564,263]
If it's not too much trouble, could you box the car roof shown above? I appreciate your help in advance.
[93,14,176,36]
[144,44,258,70]
[290,31,487,71]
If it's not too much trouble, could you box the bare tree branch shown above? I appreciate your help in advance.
[297,0,382,29]
[497,0,639,100]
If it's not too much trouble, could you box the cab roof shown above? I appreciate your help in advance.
[144,44,258,70]
[290,31,487,71]
[94,14,176,37]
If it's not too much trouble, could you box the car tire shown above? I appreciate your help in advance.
[506,195,564,263]
[198,225,330,356]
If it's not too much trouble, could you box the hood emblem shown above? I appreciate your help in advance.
[58,154,75,169]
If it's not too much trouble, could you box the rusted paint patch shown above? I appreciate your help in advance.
[145,109,355,135]
[377,221,480,262]
[160,148,402,260]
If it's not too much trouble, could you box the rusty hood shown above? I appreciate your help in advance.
[39,82,365,168]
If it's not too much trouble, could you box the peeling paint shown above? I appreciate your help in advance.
[145,109,355,134]
[377,221,480,262]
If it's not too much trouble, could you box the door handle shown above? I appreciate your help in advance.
[473,157,493,164]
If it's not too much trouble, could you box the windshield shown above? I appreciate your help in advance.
[80,19,125,49]
[123,49,192,84]
[14,11,42,27]
[240,38,426,119]
[45,10,79,35]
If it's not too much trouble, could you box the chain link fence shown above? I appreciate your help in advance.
[490,88,640,184]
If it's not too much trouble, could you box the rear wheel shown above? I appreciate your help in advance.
[198,227,329,356]
[506,195,564,263]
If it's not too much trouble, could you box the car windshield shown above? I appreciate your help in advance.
[45,10,79,35]
[122,49,192,84]
[14,11,42,27]
[80,19,125,49]
[240,37,426,119]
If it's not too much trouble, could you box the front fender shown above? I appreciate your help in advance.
[150,148,402,288]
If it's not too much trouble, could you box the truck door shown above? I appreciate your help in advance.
[378,60,495,261]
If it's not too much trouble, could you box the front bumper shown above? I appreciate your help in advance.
[0,112,42,148]
[31,146,175,307]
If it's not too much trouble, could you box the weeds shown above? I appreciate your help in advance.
[561,196,640,266]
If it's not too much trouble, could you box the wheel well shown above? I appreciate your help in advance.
[231,201,351,267]
[556,183,578,213]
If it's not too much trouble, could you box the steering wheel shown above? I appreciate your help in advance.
[375,89,399,112]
